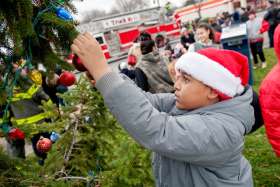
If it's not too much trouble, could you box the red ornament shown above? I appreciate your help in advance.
[68,53,75,60]
[8,128,25,140]
[59,71,76,87]
[36,137,52,153]
[73,54,87,72]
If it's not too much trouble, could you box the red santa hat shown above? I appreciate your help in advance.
[175,48,249,100]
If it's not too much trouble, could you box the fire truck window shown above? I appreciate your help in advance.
[95,37,104,44]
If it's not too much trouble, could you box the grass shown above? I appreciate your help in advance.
[244,48,280,187]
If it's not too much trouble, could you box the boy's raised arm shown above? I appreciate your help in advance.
[96,71,243,166]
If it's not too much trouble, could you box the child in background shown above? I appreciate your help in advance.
[188,23,220,52]
[71,33,254,187]
[247,11,267,69]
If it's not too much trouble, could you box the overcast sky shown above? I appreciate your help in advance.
[72,0,186,20]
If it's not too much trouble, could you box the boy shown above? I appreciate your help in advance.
[247,11,267,69]
[71,33,254,187]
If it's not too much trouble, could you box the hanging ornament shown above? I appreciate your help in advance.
[29,69,42,85]
[56,84,68,93]
[46,74,59,87]
[32,0,42,7]
[59,71,76,87]
[73,54,87,72]
[50,132,60,142]
[36,137,52,153]
[56,7,73,21]
[84,116,93,124]
[8,128,25,141]
[68,53,75,60]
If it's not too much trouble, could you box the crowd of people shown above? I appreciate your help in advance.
[119,0,280,89]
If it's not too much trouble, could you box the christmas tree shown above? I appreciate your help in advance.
[0,1,154,186]
[0,0,78,147]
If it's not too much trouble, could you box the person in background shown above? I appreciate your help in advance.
[121,32,153,80]
[118,61,136,80]
[180,27,195,50]
[240,6,251,23]
[261,0,280,47]
[127,31,152,66]
[216,13,225,26]
[208,18,222,32]
[232,6,243,24]
[221,12,232,28]
[155,34,173,52]
[167,43,187,83]
[155,34,173,64]
[135,40,174,93]
[247,11,267,69]
[138,31,152,42]
[188,23,220,52]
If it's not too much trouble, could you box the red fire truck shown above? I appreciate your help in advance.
[78,7,181,60]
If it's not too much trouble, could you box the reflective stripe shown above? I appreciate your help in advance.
[11,112,49,125]
[11,99,52,125]
[12,84,40,101]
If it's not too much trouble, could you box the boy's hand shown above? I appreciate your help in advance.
[71,32,111,81]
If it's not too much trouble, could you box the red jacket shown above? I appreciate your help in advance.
[259,25,280,157]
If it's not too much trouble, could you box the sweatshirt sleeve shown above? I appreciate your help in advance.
[120,73,176,112]
[96,72,243,165]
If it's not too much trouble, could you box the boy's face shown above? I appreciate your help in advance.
[174,72,218,110]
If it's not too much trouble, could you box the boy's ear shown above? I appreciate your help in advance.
[207,88,219,100]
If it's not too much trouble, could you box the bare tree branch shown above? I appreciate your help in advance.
[112,0,148,13]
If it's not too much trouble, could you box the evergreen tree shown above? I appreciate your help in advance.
[0,75,154,186]
[0,0,78,149]
[0,0,78,109]
[0,1,154,186]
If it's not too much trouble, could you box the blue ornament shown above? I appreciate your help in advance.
[56,84,68,93]
[56,7,73,21]
[50,132,60,142]
[84,116,93,124]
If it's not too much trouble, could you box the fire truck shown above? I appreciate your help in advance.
[77,7,181,60]
[173,0,252,24]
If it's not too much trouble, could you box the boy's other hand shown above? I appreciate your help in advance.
[71,32,111,81]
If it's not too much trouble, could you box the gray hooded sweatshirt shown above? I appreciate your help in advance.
[96,72,254,187]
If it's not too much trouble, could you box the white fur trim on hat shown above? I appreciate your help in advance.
[175,52,244,97]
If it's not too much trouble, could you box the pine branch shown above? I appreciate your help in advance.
[64,116,78,163]
[56,176,94,187]
[56,105,82,177]
[57,176,88,181]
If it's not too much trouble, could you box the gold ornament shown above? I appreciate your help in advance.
[29,70,42,85]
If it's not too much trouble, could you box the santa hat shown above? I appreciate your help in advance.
[175,48,249,100]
